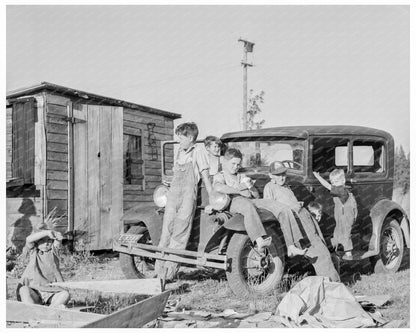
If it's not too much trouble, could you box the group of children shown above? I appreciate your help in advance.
[18,121,356,307]
[157,121,357,283]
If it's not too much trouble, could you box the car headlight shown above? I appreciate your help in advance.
[209,191,231,211]
[153,185,169,208]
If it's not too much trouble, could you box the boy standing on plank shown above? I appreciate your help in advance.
[155,122,213,281]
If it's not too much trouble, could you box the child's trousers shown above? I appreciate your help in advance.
[155,161,197,281]
[229,196,267,242]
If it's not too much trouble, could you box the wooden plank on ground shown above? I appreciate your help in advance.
[82,290,170,328]
[51,278,163,295]
[6,300,104,324]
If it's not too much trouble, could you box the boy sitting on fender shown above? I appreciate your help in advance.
[213,148,271,252]
[264,161,340,282]
[155,122,213,281]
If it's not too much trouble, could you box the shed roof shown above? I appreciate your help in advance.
[221,125,392,141]
[6,82,182,120]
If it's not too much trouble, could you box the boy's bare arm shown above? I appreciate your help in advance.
[214,182,241,195]
[26,230,53,249]
[313,171,331,190]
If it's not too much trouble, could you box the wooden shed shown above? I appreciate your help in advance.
[6,82,181,251]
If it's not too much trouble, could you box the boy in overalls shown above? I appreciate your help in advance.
[313,169,357,258]
[155,122,212,281]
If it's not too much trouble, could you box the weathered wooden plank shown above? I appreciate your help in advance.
[47,199,68,213]
[47,170,68,181]
[47,180,68,190]
[34,94,47,186]
[111,106,124,242]
[46,93,71,106]
[48,189,68,200]
[124,194,153,202]
[73,104,88,233]
[6,107,13,180]
[47,151,68,162]
[47,133,68,144]
[99,105,113,249]
[123,125,142,136]
[47,122,68,134]
[47,160,68,171]
[47,103,67,116]
[87,105,101,250]
[47,142,68,153]
[124,184,144,191]
[51,278,163,295]
[82,291,170,328]
[143,175,162,182]
[124,108,164,122]
[47,115,67,125]
[6,197,43,214]
[6,300,104,324]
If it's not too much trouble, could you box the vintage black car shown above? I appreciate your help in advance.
[113,126,410,297]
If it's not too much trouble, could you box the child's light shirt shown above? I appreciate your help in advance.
[176,144,209,183]
[263,178,299,207]
[205,149,221,176]
[20,244,63,291]
[213,171,243,190]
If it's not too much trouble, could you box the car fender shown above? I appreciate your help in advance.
[369,199,410,251]
[122,203,163,246]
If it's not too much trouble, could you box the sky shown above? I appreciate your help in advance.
[6,5,410,152]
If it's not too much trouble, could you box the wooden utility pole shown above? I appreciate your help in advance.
[238,38,255,130]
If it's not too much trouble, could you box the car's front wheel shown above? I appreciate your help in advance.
[119,225,155,279]
[225,232,285,297]
[372,217,405,274]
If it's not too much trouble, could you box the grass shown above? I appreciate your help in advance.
[6,249,409,325]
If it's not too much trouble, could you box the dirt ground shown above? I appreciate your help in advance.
[6,252,409,328]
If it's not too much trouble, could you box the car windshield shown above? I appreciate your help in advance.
[225,138,305,172]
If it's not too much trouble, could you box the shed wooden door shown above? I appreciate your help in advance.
[73,104,123,250]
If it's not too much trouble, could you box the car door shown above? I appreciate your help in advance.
[349,137,391,250]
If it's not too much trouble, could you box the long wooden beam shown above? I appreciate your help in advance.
[6,300,104,324]
[51,278,163,295]
[82,290,170,328]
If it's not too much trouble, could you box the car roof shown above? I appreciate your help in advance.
[221,125,393,141]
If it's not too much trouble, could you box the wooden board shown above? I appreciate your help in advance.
[87,105,101,249]
[82,290,170,328]
[6,300,104,324]
[99,106,113,248]
[51,278,163,295]
[73,104,88,236]
[111,107,124,236]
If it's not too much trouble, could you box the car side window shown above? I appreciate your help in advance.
[312,137,349,174]
[352,140,385,174]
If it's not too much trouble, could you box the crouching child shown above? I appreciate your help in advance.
[17,224,69,307]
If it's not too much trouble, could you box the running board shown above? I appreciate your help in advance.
[113,241,228,270]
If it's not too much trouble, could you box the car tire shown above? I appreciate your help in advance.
[225,232,285,298]
[119,225,155,279]
[372,217,405,274]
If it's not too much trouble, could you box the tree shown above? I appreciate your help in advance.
[247,90,265,130]
[394,145,410,195]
